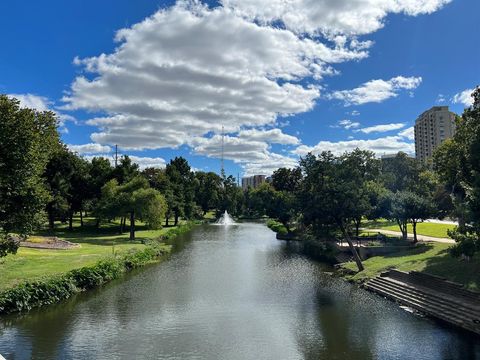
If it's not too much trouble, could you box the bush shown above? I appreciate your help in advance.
[0,229,179,314]
[266,219,288,235]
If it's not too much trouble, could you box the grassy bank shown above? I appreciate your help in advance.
[0,219,194,314]
[341,242,480,291]
[0,217,187,291]
[363,219,456,238]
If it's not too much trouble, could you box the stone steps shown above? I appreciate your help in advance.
[364,275,480,335]
[367,278,479,324]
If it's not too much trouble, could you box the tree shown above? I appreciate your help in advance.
[434,86,480,257]
[96,177,167,240]
[43,147,90,230]
[0,95,59,256]
[165,157,195,225]
[299,151,366,272]
[271,167,302,192]
[194,171,222,215]
[112,155,140,184]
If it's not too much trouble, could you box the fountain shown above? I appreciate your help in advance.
[215,210,236,225]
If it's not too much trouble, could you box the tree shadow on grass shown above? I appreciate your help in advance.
[380,243,434,259]
[421,249,480,292]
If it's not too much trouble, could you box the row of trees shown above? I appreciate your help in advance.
[249,87,479,270]
[0,95,247,257]
[2,87,478,266]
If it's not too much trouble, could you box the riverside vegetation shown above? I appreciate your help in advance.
[1,88,480,313]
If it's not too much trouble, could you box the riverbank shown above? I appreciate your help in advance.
[0,221,194,314]
[339,242,480,292]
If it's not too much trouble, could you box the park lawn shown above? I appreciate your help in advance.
[0,218,179,291]
[363,219,455,238]
[342,242,480,291]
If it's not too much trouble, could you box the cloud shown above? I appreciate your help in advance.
[190,134,297,176]
[293,135,414,156]
[68,143,112,154]
[357,122,405,134]
[350,110,361,116]
[222,0,451,36]
[452,88,474,107]
[63,2,374,152]
[83,153,166,169]
[398,126,414,140]
[338,119,360,129]
[9,93,74,133]
[238,128,300,145]
[60,1,447,171]
[327,76,422,106]
[436,94,446,103]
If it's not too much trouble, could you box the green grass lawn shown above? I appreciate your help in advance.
[0,217,180,291]
[342,242,480,291]
[363,219,456,238]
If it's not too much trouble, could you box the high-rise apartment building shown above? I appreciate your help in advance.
[241,175,266,190]
[414,106,456,161]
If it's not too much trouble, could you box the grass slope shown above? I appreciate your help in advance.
[342,242,480,291]
[0,217,180,291]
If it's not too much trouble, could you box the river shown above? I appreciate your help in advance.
[1,222,479,359]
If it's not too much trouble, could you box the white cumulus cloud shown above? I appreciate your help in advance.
[293,135,414,156]
[222,0,451,36]
[357,122,405,134]
[452,88,474,107]
[68,143,112,154]
[328,76,422,106]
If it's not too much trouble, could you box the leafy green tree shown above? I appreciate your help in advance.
[0,95,59,256]
[96,176,167,240]
[112,155,140,184]
[435,86,480,257]
[43,147,90,230]
[271,167,302,192]
[165,157,195,225]
[299,151,367,271]
[194,171,222,215]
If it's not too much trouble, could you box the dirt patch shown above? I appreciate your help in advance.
[20,237,80,250]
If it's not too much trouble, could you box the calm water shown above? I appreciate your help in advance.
[1,223,479,360]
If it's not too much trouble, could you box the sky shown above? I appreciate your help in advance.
[1,0,478,178]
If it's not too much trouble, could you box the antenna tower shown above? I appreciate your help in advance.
[221,126,225,178]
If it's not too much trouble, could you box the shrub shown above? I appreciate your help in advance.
[266,219,288,235]
[0,227,180,314]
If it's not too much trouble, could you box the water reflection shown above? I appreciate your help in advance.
[1,223,479,360]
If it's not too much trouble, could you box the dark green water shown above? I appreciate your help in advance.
[1,223,479,359]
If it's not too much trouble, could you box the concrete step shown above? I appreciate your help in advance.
[365,282,480,334]
[374,277,480,315]
[367,278,479,324]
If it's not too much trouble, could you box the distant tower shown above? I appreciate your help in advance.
[221,126,225,179]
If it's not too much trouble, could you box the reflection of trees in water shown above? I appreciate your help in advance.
[294,287,373,360]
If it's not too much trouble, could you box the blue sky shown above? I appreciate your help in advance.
[1,0,478,177]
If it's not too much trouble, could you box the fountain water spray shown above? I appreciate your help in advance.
[216,210,236,225]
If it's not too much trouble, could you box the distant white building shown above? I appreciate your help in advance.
[242,175,266,190]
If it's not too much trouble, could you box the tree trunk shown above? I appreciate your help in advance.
[95,218,100,229]
[412,221,418,243]
[340,222,364,272]
[68,211,73,231]
[165,215,169,227]
[80,210,84,228]
[397,219,408,241]
[174,211,179,226]
[48,209,55,231]
[120,217,125,234]
[129,211,135,240]
[355,218,361,237]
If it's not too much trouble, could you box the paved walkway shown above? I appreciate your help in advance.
[363,228,455,244]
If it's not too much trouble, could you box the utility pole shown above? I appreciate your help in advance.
[115,144,118,167]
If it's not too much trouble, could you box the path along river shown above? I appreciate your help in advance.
[1,222,479,359]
